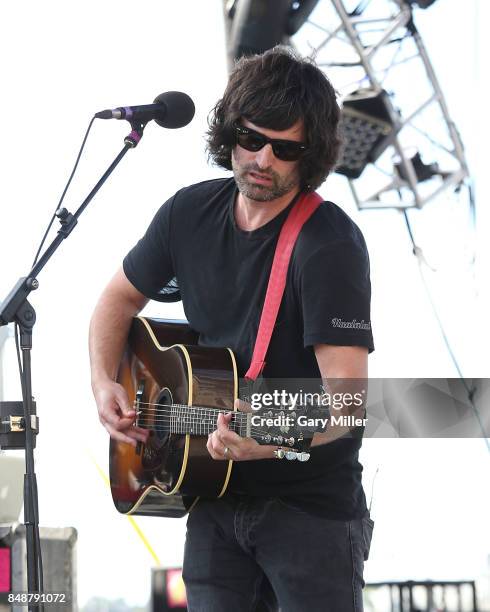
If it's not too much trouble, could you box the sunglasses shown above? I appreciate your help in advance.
[234,123,307,162]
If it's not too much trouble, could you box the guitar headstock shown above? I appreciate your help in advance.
[245,404,330,458]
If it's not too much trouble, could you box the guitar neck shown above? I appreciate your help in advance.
[137,403,250,436]
[170,404,249,437]
[136,403,301,447]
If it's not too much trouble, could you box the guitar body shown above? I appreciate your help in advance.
[110,316,238,518]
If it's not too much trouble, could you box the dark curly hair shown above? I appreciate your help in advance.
[206,46,342,191]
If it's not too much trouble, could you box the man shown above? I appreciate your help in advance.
[89,47,374,611]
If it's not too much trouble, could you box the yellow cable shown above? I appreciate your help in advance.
[88,451,161,566]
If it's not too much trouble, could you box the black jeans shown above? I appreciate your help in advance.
[182,493,374,612]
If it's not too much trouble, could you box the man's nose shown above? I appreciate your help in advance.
[255,143,275,169]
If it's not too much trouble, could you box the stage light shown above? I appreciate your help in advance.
[394,151,448,183]
[227,0,292,59]
[336,89,396,179]
[402,0,438,9]
[225,0,320,61]
[286,0,321,35]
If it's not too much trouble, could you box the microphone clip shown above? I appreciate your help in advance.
[124,121,146,148]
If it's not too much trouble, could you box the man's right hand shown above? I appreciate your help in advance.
[93,379,150,447]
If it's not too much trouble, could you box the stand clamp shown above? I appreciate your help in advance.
[0,401,39,450]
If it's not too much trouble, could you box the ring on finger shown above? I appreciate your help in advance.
[223,446,229,457]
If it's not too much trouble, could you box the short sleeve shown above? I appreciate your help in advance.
[123,193,181,302]
[300,240,374,352]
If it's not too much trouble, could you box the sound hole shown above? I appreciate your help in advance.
[141,387,173,472]
[154,387,173,442]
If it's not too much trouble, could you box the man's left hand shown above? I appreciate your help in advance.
[206,399,276,461]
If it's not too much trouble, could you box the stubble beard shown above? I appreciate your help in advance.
[232,161,299,202]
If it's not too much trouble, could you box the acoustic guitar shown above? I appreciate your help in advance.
[110,316,326,518]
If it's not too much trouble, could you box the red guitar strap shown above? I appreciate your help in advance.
[244,191,324,381]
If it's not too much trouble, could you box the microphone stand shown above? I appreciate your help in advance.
[0,120,146,610]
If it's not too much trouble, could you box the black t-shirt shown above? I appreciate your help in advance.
[123,177,374,519]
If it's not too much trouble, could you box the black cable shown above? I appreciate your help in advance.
[401,210,490,454]
[31,116,96,268]
[467,177,477,232]
[13,116,97,597]
[14,323,23,381]
[14,324,44,601]
[465,179,477,269]
[34,499,44,612]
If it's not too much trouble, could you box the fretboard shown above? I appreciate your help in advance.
[172,405,249,436]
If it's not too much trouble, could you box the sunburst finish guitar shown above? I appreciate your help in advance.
[110,316,325,518]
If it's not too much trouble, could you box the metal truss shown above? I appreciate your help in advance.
[290,0,470,210]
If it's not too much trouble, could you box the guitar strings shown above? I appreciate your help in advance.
[135,400,246,412]
[135,404,293,429]
[133,411,291,438]
[133,403,247,421]
[133,416,280,439]
[136,400,241,410]
[135,417,296,438]
[135,400,305,413]
[134,401,301,420]
[129,401,309,438]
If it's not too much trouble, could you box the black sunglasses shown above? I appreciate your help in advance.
[234,123,307,162]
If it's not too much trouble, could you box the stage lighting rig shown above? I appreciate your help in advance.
[222,0,470,211]
[222,0,321,66]
[336,88,396,179]
[291,0,469,210]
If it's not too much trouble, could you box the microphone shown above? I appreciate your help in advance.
[95,91,195,129]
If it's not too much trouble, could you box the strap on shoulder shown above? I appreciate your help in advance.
[244,191,323,381]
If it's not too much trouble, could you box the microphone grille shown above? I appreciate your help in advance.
[153,91,195,129]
